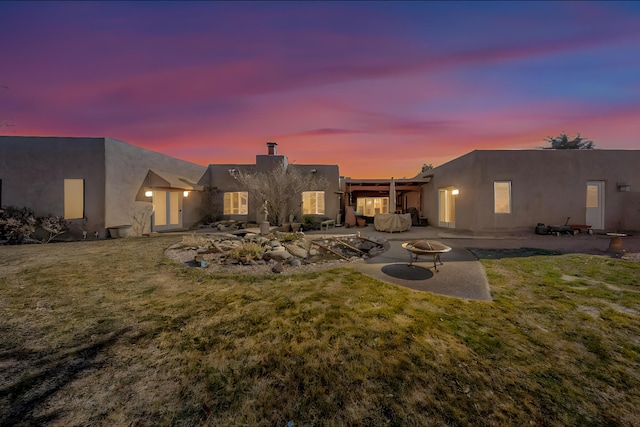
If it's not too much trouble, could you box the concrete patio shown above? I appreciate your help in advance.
[305,224,639,302]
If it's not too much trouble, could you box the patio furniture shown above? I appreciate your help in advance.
[320,219,335,231]
[374,213,411,233]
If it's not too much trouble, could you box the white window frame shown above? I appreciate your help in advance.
[302,191,325,215]
[494,181,512,214]
[224,191,248,215]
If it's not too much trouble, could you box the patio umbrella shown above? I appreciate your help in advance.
[389,178,396,214]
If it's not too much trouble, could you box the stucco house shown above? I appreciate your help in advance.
[198,142,341,226]
[3,136,638,239]
[0,136,206,238]
[420,149,640,234]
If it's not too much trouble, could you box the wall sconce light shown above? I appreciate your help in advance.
[452,189,460,195]
[617,182,630,192]
[310,169,317,173]
[183,191,189,197]
[145,190,153,197]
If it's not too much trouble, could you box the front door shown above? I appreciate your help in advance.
[152,190,183,231]
[438,188,456,228]
[585,181,605,230]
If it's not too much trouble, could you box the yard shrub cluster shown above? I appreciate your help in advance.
[0,206,68,244]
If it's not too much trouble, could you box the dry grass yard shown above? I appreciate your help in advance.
[1,235,639,426]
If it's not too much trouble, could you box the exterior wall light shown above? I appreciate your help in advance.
[145,190,153,197]
[183,191,189,197]
[617,183,630,192]
[452,189,460,195]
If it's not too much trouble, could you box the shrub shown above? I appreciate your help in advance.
[274,231,300,242]
[230,241,266,260]
[0,207,36,244]
[37,215,69,243]
[0,207,69,244]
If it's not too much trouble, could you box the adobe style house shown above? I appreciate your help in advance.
[2,136,638,239]
[0,136,205,238]
[198,142,341,225]
[421,150,640,234]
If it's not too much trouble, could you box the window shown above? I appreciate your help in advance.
[356,197,389,216]
[153,191,167,226]
[439,189,455,225]
[64,179,85,219]
[302,191,325,215]
[224,192,248,215]
[494,181,511,214]
[586,184,599,208]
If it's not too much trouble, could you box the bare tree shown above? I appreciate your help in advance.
[543,132,595,150]
[232,163,329,225]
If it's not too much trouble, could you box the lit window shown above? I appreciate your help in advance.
[439,189,455,224]
[494,181,511,214]
[302,191,325,215]
[586,185,599,208]
[64,179,84,219]
[356,197,389,216]
[224,192,248,215]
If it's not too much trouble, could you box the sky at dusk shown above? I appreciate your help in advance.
[1,1,639,178]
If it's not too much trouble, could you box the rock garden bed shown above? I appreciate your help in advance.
[165,231,389,275]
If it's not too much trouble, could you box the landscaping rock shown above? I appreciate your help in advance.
[265,249,292,261]
[272,262,284,274]
[284,243,308,259]
[289,258,302,267]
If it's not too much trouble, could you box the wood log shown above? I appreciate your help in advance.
[334,238,366,254]
[311,240,350,260]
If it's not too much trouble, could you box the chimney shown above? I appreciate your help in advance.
[266,141,277,156]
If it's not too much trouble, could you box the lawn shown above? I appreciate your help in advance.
[1,235,639,426]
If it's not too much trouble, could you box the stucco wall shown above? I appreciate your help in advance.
[0,136,107,235]
[0,136,207,239]
[104,139,206,234]
[201,160,340,224]
[289,164,341,222]
[423,150,640,234]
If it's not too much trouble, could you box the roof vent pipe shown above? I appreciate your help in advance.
[266,141,277,156]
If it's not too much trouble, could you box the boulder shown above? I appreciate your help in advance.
[265,249,292,261]
[289,258,302,267]
[284,243,308,259]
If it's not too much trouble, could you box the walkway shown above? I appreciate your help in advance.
[307,225,493,301]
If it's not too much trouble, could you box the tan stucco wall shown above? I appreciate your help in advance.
[0,136,107,235]
[423,150,640,234]
[104,139,206,234]
[0,136,207,239]
[289,164,341,222]
[201,158,341,224]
